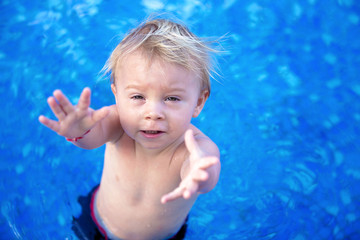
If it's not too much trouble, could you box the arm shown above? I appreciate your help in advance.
[161,129,221,203]
[181,132,221,194]
[38,88,123,149]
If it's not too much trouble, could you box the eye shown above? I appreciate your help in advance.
[165,96,180,102]
[131,95,145,100]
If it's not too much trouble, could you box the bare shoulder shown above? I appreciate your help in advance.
[190,125,220,158]
[106,105,119,121]
[103,104,124,143]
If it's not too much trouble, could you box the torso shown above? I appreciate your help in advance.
[95,129,199,239]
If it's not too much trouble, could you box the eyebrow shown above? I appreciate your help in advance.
[125,84,187,93]
[125,84,144,90]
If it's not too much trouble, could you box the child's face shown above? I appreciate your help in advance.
[112,51,207,151]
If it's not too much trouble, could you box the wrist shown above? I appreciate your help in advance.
[66,129,91,142]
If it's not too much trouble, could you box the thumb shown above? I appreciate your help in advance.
[185,129,201,156]
[91,106,110,124]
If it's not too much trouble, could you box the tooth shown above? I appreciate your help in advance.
[146,131,157,134]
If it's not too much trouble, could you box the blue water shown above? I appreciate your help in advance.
[1,0,360,239]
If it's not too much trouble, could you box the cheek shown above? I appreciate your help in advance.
[168,108,193,128]
[117,103,139,131]
[119,114,138,139]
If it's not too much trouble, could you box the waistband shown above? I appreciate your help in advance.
[90,186,122,240]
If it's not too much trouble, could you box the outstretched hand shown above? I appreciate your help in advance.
[38,87,109,139]
[161,129,219,204]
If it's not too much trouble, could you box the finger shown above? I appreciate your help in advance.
[53,89,75,114]
[183,189,192,199]
[185,129,201,155]
[183,181,198,199]
[77,87,91,111]
[38,115,60,133]
[91,106,110,124]
[161,187,185,204]
[192,169,209,182]
[198,156,219,170]
[47,96,66,121]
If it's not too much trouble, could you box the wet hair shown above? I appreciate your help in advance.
[102,18,218,95]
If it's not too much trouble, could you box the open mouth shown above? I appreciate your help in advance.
[141,130,165,138]
[142,130,164,134]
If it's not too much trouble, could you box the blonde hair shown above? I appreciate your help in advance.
[103,18,218,95]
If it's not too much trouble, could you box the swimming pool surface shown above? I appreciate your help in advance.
[1,0,360,239]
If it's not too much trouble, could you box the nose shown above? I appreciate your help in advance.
[145,102,165,120]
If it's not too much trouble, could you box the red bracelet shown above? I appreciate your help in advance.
[66,129,91,142]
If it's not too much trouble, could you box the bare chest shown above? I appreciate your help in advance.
[95,139,194,239]
[101,139,185,204]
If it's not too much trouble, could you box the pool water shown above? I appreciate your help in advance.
[1,0,360,239]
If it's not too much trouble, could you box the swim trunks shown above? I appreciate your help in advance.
[72,185,188,240]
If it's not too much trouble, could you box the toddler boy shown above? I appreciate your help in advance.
[39,18,221,240]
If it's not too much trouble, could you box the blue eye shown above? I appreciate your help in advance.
[165,96,180,101]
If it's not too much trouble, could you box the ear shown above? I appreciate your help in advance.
[111,83,117,100]
[193,90,209,118]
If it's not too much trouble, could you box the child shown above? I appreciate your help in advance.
[39,18,221,240]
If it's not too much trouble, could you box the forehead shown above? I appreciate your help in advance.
[115,51,200,89]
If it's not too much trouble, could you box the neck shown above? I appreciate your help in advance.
[133,135,185,162]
